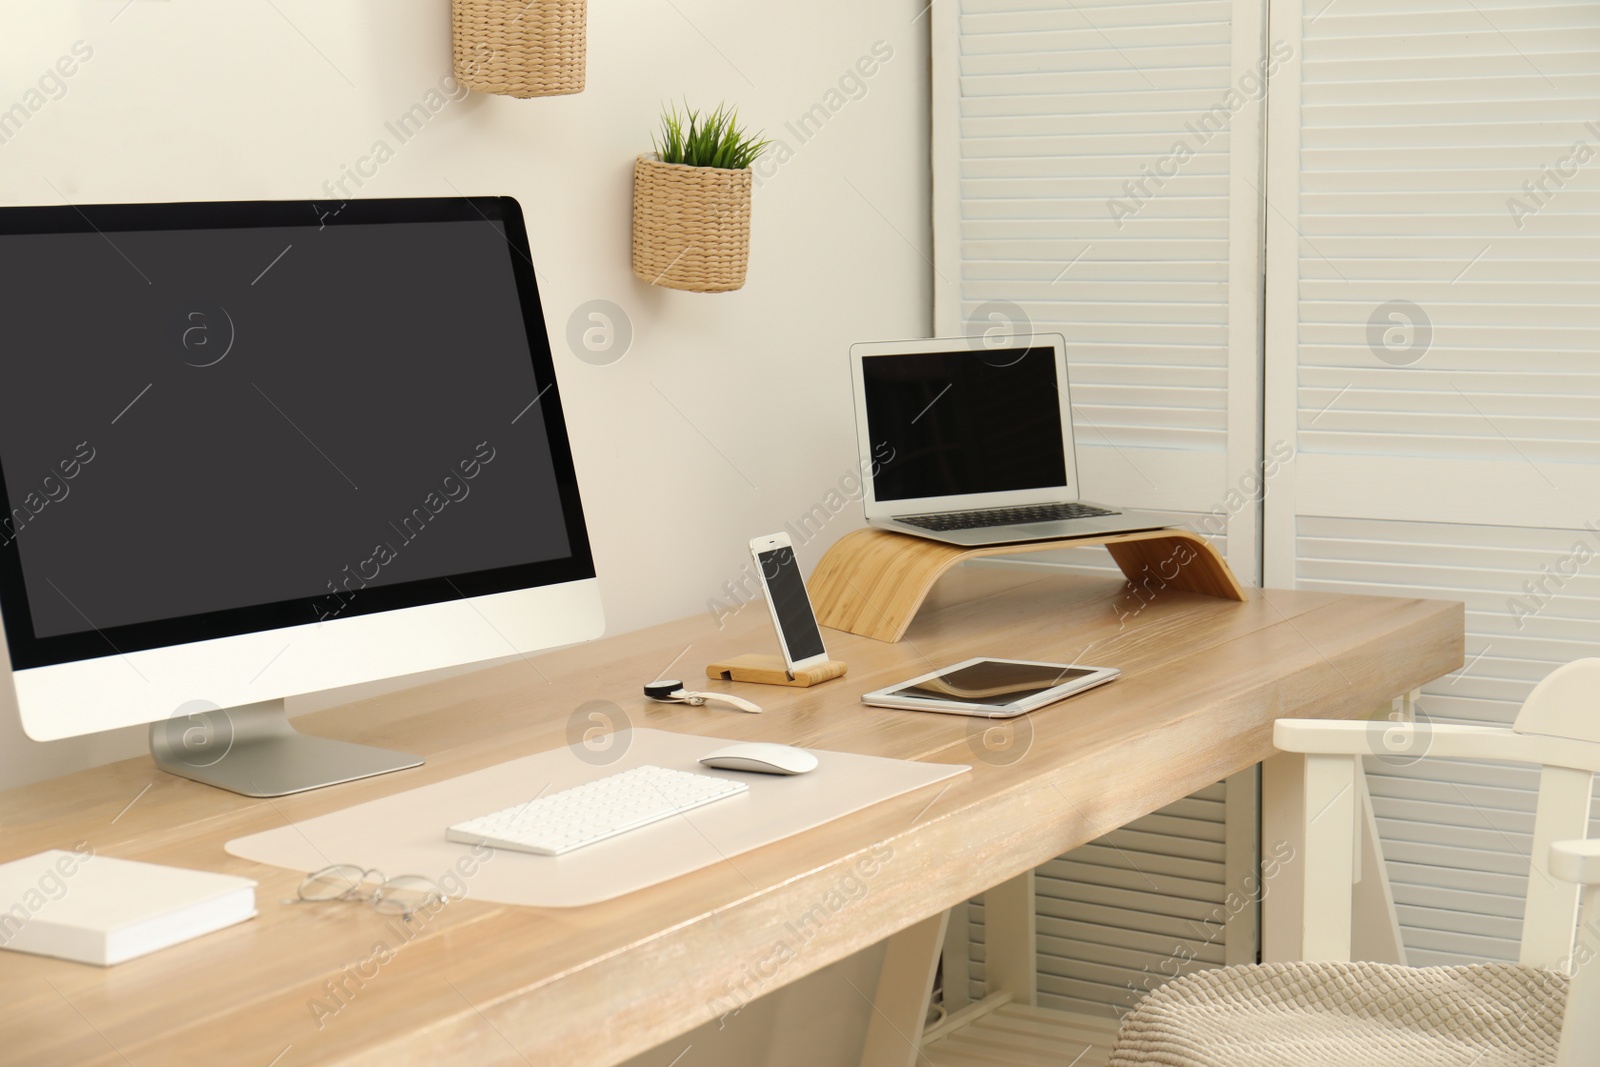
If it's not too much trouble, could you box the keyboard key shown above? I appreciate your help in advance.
[899,501,1118,532]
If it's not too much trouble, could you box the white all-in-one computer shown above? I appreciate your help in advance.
[0,196,603,796]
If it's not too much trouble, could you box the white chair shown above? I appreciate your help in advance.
[1107,658,1600,1067]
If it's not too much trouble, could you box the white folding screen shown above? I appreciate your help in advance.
[1264,0,1600,965]
[932,0,1268,581]
[932,0,1267,1018]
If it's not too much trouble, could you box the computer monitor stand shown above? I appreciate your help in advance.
[149,699,423,797]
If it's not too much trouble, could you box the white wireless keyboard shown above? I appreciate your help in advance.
[445,764,749,856]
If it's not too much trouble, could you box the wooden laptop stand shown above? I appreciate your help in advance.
[808,527,1246,643]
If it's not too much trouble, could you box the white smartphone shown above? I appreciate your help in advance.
[749,532,831,672]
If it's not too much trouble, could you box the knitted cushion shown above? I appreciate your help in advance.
[1108,961,1567,1067]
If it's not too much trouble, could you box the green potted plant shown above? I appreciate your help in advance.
[632,104,768,293]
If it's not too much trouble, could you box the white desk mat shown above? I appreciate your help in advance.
[225,729,968,908]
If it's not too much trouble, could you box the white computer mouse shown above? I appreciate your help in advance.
[699,742,818,776]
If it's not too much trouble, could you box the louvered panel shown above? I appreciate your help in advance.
[1391,903,1524,942]
[1376,754,1545,792]
[1039,923,1228,967]
[1300,390,1600,427]
[1026,952,1210,993]
[1033,881,1224,920]
[1298,259,1591,282]
[1305,194,1600,216]
[1295,515,1600,964]
[961,4,1229,33]
[1310,33,1596,68]
[1383,841,1531,880]
[961,22,1233,52]
[1302,146,1600,171]
[1034,896,1232,942]
[966,784,1235,1013]
[1068,379,1228,404]
[1303,0,1600,36]
[962,0,1227,21]
[1404,926,1520,963]
[1390,881,1524,922]
[1411,948,1496,968]
[1296,437,1596,465]
[1368,796,1534,835]
[1386,860,1528,901]
[962,116,1230,139]
[1099,827,1226,864]
[1301,356,1598,378]
[950,0,1238,456]
[1373,820,1532,859]
[1299,63,1600,103]
[961,216,1229,236]
[1290,0,1600,470]
[1301,387,1600,418]
[1122,811,1225,842]
[1367,773,1536,815]
[1037,935,1227,972]
[1290,237,1596,258]
[1047,839,1223,881]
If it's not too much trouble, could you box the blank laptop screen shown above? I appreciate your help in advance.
[861,346,1069,503]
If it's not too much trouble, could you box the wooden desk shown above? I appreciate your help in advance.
[0,567,1462,1066]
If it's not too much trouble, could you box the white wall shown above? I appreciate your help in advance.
[0,0,931,790]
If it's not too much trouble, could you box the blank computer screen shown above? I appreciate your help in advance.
[860,347,1069,502]
[0,200,588,667]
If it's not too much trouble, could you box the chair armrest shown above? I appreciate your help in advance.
[1549,840,1600,885]
[1275,719,1381,754]
[1274,719,1515,758]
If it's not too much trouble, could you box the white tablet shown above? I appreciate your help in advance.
[861,657,1120,718]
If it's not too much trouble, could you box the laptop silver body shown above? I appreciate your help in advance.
[849,334,1174,548]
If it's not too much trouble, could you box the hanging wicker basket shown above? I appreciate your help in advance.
[452,0,586,98]
[631,154,753,293]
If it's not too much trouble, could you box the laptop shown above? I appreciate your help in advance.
[849,334,1174,547]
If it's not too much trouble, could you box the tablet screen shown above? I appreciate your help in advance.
[886,661,1096,707]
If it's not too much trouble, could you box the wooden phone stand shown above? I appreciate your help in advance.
[704,653,848,688]
[808,527,1246,643]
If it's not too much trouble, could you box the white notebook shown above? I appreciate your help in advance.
[0,849,256,966]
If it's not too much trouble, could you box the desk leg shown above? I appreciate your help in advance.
[940,901,971,1011]
[981,870,1037,1006]
[858,910,949,1067]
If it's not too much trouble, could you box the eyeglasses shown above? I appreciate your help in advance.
[284,864,445,922]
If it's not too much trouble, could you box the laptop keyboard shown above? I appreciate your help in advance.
[899,501,1119,532]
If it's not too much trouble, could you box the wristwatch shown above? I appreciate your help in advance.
[644,679,762,714]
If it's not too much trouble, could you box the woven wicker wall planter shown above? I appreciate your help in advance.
[452,0,586,98]
[632,154,753,293]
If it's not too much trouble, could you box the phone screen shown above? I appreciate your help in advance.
[757,546,826,662]
[889,661,1096,707]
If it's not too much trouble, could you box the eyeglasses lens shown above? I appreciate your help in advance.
[300,865,370,902]
[372,875,442,918]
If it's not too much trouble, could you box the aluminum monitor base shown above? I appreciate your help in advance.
[149,699,423,797]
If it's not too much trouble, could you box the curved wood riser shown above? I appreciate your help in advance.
[808,527,1246,643]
